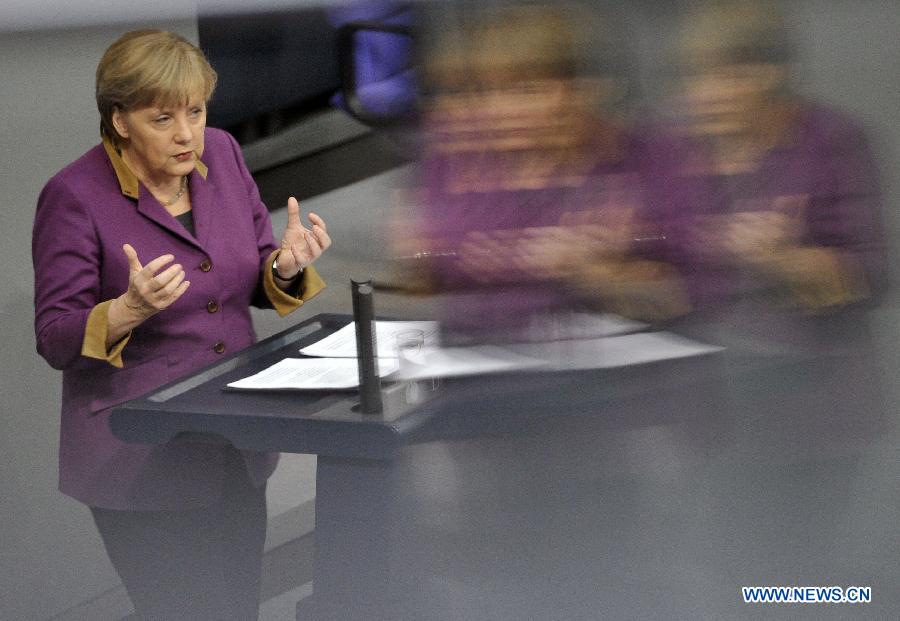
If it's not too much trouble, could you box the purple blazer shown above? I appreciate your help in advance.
[420,126,696,341]
[673,103,887,354]
[33,128,295,510]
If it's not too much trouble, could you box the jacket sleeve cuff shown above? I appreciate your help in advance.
[80,300,131,368]
[262,250,327,317]
[771,247,869,310]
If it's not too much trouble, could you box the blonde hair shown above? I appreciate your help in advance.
[424,5,578,92]
[470,5,578,86]
[96,30,217,146]
[680,0,791,68]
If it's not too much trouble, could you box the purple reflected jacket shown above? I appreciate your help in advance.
[33,128,323,510]
[421,126,697,340]
[674,103,887,352]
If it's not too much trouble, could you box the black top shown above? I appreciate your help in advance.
[174,210,195,236]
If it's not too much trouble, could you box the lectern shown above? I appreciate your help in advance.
[110,313,898,620]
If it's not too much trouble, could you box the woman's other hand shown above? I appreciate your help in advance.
[103,244,190,349]
[121,243,190,318]
[276,197,332,279]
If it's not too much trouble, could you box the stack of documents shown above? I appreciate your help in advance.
[298,321,440,358]
[227,317,723,391]
[227,358,399,391]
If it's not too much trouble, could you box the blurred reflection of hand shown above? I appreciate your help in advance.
[457,207,641,285]
[458,230,522,284]
[725,210,795,259]
[513,226,589,280]
[561,206,635,259]
[457,226,584,284]
[699,195,806,265]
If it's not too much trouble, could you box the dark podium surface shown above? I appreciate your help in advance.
[111,313,900,620]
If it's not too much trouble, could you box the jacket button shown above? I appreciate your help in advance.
[207,300,219,313]
[199,259,212,272]
[213,341,226,354]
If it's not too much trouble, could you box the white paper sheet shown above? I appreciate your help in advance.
[395,345,548,381]
[397,332,720,380]
[524,312,648,340]
[512,332,724,371]
[227,358,399,391]
[228,332,719,390]
[299,321,440,358]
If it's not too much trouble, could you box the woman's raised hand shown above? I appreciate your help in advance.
[121,243,190,318]
[276,197,331,279]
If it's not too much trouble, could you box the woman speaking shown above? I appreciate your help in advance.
[32,30,331,619]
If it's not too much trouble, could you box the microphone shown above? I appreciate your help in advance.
[351,279,382,414]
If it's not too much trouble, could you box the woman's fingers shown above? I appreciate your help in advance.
[159,268,186,297]
[119,244,194,319]
[286,197,305,231]
[303,230,323,256]
[279,203,331,275]
[122,243,143,272]
[171,279,191,301]
[147,263,183,291]
[308,211,328,233]
[311,224,331,250]
[154,273,190,310]
[282,223,331,272]
[122,244,188,311]
[288,237,316,268]
[138,253,176,280]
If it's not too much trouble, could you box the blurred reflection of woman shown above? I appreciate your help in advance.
[411,4,694,344]
[671,0,889,462]
[673,1,886,324]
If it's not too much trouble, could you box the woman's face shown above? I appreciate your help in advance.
[679,60,785,138]
[112,95,206,186]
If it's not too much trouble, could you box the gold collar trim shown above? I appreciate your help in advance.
[101,132,208,200]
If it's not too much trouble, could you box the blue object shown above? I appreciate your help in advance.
[329,2,416,125]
